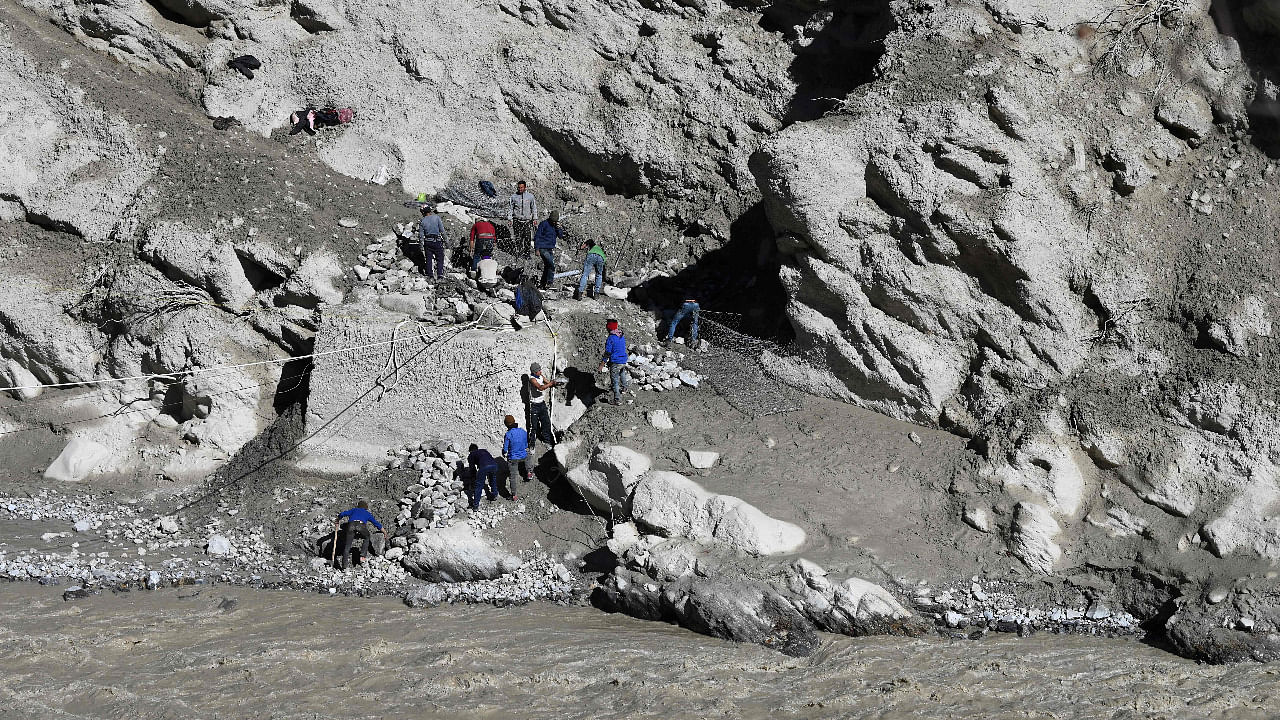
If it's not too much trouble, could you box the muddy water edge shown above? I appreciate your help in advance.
[0,584,1275,719]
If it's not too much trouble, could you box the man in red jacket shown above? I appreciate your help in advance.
[469,218,498,271]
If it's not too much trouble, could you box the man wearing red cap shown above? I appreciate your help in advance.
[597,318,629,405]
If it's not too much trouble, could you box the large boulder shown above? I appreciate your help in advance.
[631,470,805,555]
[400,523,522,582]
[43,438,112,482]
[563,444,652,515]
[138,222,257,311]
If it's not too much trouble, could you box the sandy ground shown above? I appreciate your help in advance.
[1,583,1274,720]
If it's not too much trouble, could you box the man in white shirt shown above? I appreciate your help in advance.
[507,180,537,258]
[526,362,557,449]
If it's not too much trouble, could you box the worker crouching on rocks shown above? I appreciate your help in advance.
[466,444,502,509]
[598,318,629,405]
[503,415,532,493]
[333,500,384,570]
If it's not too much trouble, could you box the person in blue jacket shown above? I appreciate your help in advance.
[597,318,629,405]
[502,415,531,494]
[533,210,564,289]
[333,500,383,569]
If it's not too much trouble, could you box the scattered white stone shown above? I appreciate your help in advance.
[944,610,967,628]
[687,450,720,469]
[157,516,180,534]
[647,410,675,431]
[1207,587,1229,604]
[908,431,922,445]
[338,217,359,228]
[962,506,992,533]
[677,370,700,388]
[73,519,92,533]
[206,534,234,556]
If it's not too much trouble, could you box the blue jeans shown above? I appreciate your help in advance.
[471,464,499,507]
[608,362,628,403]
[668,302,700,345]
[425,241,445,278]
[538,248,555,287]
[578,254,605,295]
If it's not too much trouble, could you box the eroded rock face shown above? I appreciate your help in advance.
[756,0,1280,596]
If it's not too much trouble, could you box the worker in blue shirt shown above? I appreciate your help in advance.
[333,499,383,570]
[533,210,564,289]
[503,414,531,493]
[467,443,501,509]
[597,318,629,405]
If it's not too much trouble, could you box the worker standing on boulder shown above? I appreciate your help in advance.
[417,204,447,280]
[466,443,501,509]
[664,293,701,348]
[574,238,606,300]
[502,415,532,492]
[526,362,558,450]
[469,217,498,271]
[507,180,537,257]
[533,210,564,290]
[333,500,383,570]
[598,318,629,406]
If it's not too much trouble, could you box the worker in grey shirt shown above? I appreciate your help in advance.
[417,205,447,279]
[507,180,537,258]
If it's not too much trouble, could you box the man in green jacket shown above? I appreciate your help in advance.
[575,239,606,300]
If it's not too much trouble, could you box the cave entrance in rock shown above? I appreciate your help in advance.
[638,202,794,345]
[764,1,896,125]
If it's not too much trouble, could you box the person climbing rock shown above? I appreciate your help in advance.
[598,318,629,405]
[466,444,501,509]
[507,180,537,257]
[534,210,564,290]
[502,414,532,491]
[227,54,260,79]
[333,500,383,570]
[469,217,497,271]
[417,204,446,279]
[665,294,701,348]
[574,238,606,300]
[526,362,558,450]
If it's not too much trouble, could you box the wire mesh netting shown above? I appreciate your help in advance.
[679,312,804,418]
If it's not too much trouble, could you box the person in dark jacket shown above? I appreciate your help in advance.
[333,500,383,570]
[417,205,447,279]
[597,319,629,405]
[533,210,564,289]
[467,444,501,509]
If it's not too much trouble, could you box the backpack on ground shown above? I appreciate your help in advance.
[479,180,497,198]
[515,279,543,320]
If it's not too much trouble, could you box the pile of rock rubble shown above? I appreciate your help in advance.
[386,442,470,542]
[626,344,702,393]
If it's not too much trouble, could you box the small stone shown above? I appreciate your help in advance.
[686,450,720,469]
[648,410,675,431]
[944,610,966,628]
[338,217,359,228]
[908,431,922,445]
[677,370,699,388]
[206,534,233,556]
[963,507,992,533]
[1207,587,1229,604]
[158,516,179,534]
[1085,601,1112,620]
[73,520,92,533]
[353,265,371,281]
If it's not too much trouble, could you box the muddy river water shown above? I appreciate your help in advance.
[1,585,1276,719]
